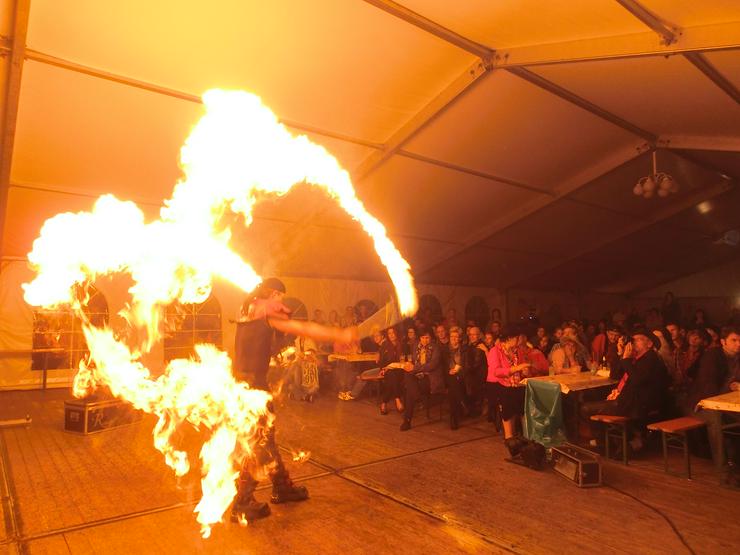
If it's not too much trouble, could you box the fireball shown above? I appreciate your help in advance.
[22,90,417,536]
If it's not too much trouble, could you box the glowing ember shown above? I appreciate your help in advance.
[292,450,311,463]
[22,90,417,536]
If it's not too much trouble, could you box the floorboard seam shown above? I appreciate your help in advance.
[19,470,334,544]
[335,471,521,554]
[278,443,524,554]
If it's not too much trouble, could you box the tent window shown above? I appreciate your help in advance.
[465,296,490,329]
[32,287,109,371]
[163,293,223,362]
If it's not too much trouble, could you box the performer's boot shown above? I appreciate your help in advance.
[231,475,271,522]
[270,470,309,504]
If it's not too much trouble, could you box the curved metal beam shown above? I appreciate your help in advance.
[0,0,31,259]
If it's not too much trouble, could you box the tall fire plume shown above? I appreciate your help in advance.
[22,90,418,536]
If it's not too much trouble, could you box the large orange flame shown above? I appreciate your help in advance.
[22,90,417,536]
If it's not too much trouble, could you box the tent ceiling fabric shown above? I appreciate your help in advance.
[1,0,739,297]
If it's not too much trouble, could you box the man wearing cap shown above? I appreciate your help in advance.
[232,277,355,522]
[400,328,443,431]
[582,328,670,449]
[549,324,589,374]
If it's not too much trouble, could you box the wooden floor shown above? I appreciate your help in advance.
[0,389,738,554]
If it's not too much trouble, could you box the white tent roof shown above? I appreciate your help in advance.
[2,0,739,295]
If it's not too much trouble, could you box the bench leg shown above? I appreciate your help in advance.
[683,432,691,480]
[662,432,669,474]
[622,425,628,466]
[604,426,610,460]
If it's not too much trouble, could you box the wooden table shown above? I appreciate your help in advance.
[524,372,617,442]
[524,372,616,395]
[698,390,740,413]
[328,353,379,363]
[697,390,740,471]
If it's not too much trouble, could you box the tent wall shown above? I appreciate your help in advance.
[506,288,627,328]
[638,258,740,300]
[0,259,502,390]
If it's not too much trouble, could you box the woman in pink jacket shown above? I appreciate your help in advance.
[487,326,531,439]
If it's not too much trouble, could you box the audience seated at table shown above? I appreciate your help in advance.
[515,333,549,377]
[591,323,622,372]
[549,326,589,374]
[686,325,740,481]
[581,328,670,451]
[344,328,385,401]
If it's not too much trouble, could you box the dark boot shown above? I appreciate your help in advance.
[231,476,271,522]
[231,496,271,522]
[270,471,309,504]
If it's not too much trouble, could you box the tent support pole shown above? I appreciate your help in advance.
[0,0,31,258]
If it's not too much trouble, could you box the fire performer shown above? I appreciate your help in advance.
[231,277,356,522]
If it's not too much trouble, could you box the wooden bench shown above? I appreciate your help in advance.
[647,416,706,479]
[590,414,630,465]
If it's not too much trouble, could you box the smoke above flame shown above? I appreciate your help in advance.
[22,89,418,536]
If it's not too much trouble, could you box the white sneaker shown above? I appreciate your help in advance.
[337,392,347,400]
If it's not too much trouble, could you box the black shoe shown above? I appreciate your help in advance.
[271,483,309,504]
[400,419,411,431]
[230,499,271,522]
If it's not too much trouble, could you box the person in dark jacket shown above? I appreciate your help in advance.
[582,329,670,449]
[444,328,466,430]
[463,326,488,417]
[400,328,443,431]
[688,326,740,409]
[687,326,740,475]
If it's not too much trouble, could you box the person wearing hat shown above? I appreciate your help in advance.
[232,277,356,522]
[582,327,670,450]
[548,324,589,375]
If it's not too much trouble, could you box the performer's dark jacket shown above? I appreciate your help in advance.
[612,349,670,420]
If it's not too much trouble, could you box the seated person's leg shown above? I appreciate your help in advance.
[403,373,420,422]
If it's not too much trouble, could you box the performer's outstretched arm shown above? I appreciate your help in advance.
[269,317,357,345]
